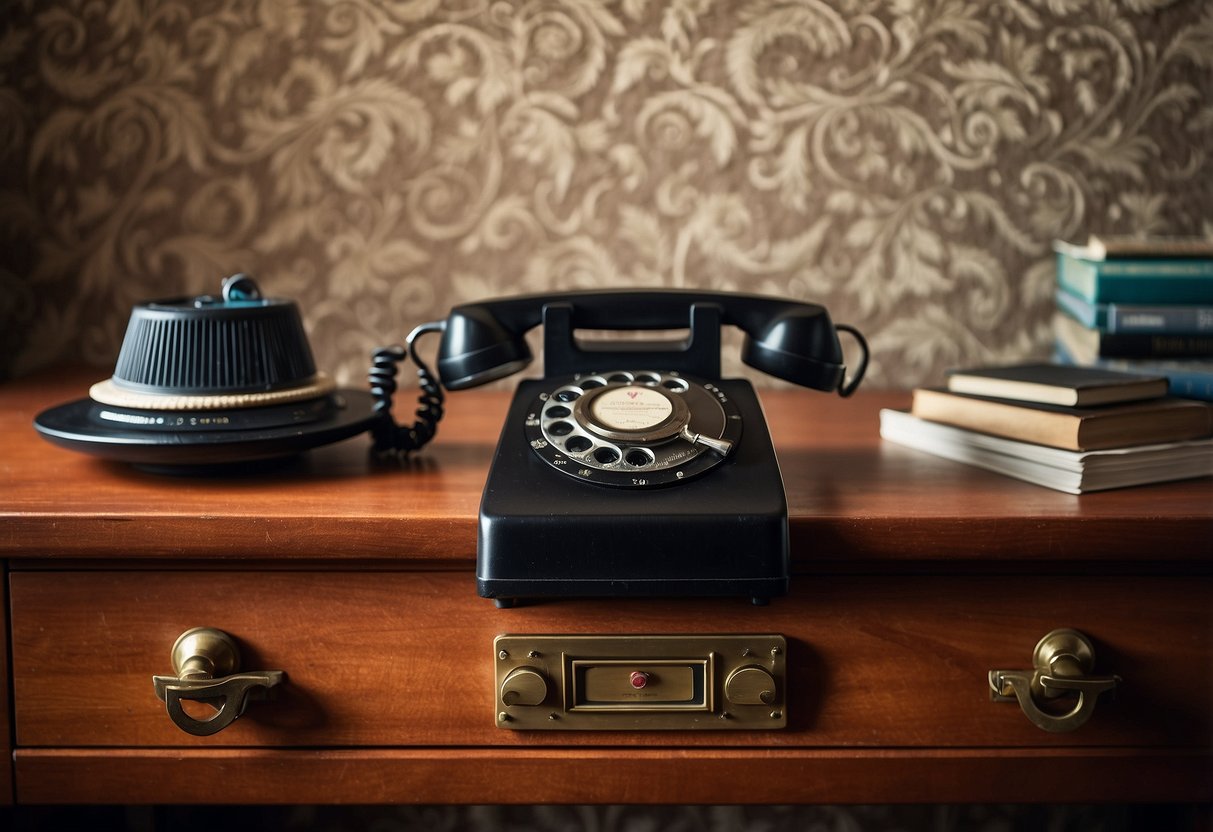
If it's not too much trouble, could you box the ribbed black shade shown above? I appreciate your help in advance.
[112,295,317,394]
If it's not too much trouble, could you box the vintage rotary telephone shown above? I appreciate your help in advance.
[371,290,868,607]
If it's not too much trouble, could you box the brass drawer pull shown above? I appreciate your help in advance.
[151,627,285,736]
[988,628,1120,733]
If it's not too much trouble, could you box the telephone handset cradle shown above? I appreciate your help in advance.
[372,290,867,606]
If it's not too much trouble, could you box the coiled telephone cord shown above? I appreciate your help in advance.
[368,322,446,454]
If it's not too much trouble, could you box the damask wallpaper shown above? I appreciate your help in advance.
[2,0,1212,387]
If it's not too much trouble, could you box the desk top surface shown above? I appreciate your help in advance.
[3,368,1210,563]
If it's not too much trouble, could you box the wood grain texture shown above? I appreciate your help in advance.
[4,368,1211,562]
[15,748,1213,805]
[5,366,1213,806]
[10,571,1211,750]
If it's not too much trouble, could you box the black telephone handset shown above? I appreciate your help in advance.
[371,290,866,449]
[372,290,867,606]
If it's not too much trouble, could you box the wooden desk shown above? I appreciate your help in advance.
[2,369,1210,804]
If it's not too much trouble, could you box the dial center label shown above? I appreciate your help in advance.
[590,387,674,431]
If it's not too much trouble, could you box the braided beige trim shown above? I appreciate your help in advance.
[89,374,337,411]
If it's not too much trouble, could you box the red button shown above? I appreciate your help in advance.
[630,671,649,689]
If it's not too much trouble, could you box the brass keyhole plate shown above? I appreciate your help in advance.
[494,634,787,731]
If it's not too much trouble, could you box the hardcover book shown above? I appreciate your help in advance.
[1054,252,1213,305]
[1052,346,1213,403]
[880,408,1213,494]
[945,362,1168,407]
[1055,288,1213,334]
[909,387,1213,451]
[1054,311,1213,363]
[1055,235,1213,261]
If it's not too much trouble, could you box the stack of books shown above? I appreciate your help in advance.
[879,363,1213,493]
[1053,235,1213,401]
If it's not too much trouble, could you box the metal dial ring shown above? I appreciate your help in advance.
[523,371,742,489]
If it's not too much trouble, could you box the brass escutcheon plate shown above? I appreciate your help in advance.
[494,634,787,730]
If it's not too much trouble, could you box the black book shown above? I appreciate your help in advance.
[945,362,1168,407]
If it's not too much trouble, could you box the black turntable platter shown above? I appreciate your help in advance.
[34,390,378,468]
[32,274,382,470]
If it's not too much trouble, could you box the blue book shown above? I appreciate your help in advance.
[1055,252,1213,304]
[1055,288,1213,334]
[1053,344,1213,402]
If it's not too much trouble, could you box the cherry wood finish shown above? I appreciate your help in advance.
[10,571,1211,750]
[2,367,1212,804]
[4,369,1211,564]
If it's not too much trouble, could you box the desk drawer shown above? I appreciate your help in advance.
[10,570,1211,749]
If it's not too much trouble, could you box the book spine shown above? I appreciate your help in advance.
[1108,305,1213,334]
[1057,254,1213,303]
[1052,348,1213,402]
[1090,332,1213,359]
[1055,285,1213,334]
[1165,374,1213,402]
[911,391,1078,450]
[1093,237,1213,259]
[1091,258,1213,276]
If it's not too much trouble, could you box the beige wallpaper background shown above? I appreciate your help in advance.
[2,0,1212,390]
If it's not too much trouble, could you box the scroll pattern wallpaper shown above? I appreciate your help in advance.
[2,0,1212,389]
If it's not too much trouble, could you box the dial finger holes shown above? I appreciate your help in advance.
[593,446,621,465]
[624,448,655,467]
[525,370,741,487]
[565,436,592,453]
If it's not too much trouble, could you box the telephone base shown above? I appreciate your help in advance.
[477,378,790,604]
[478,584,785,609]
